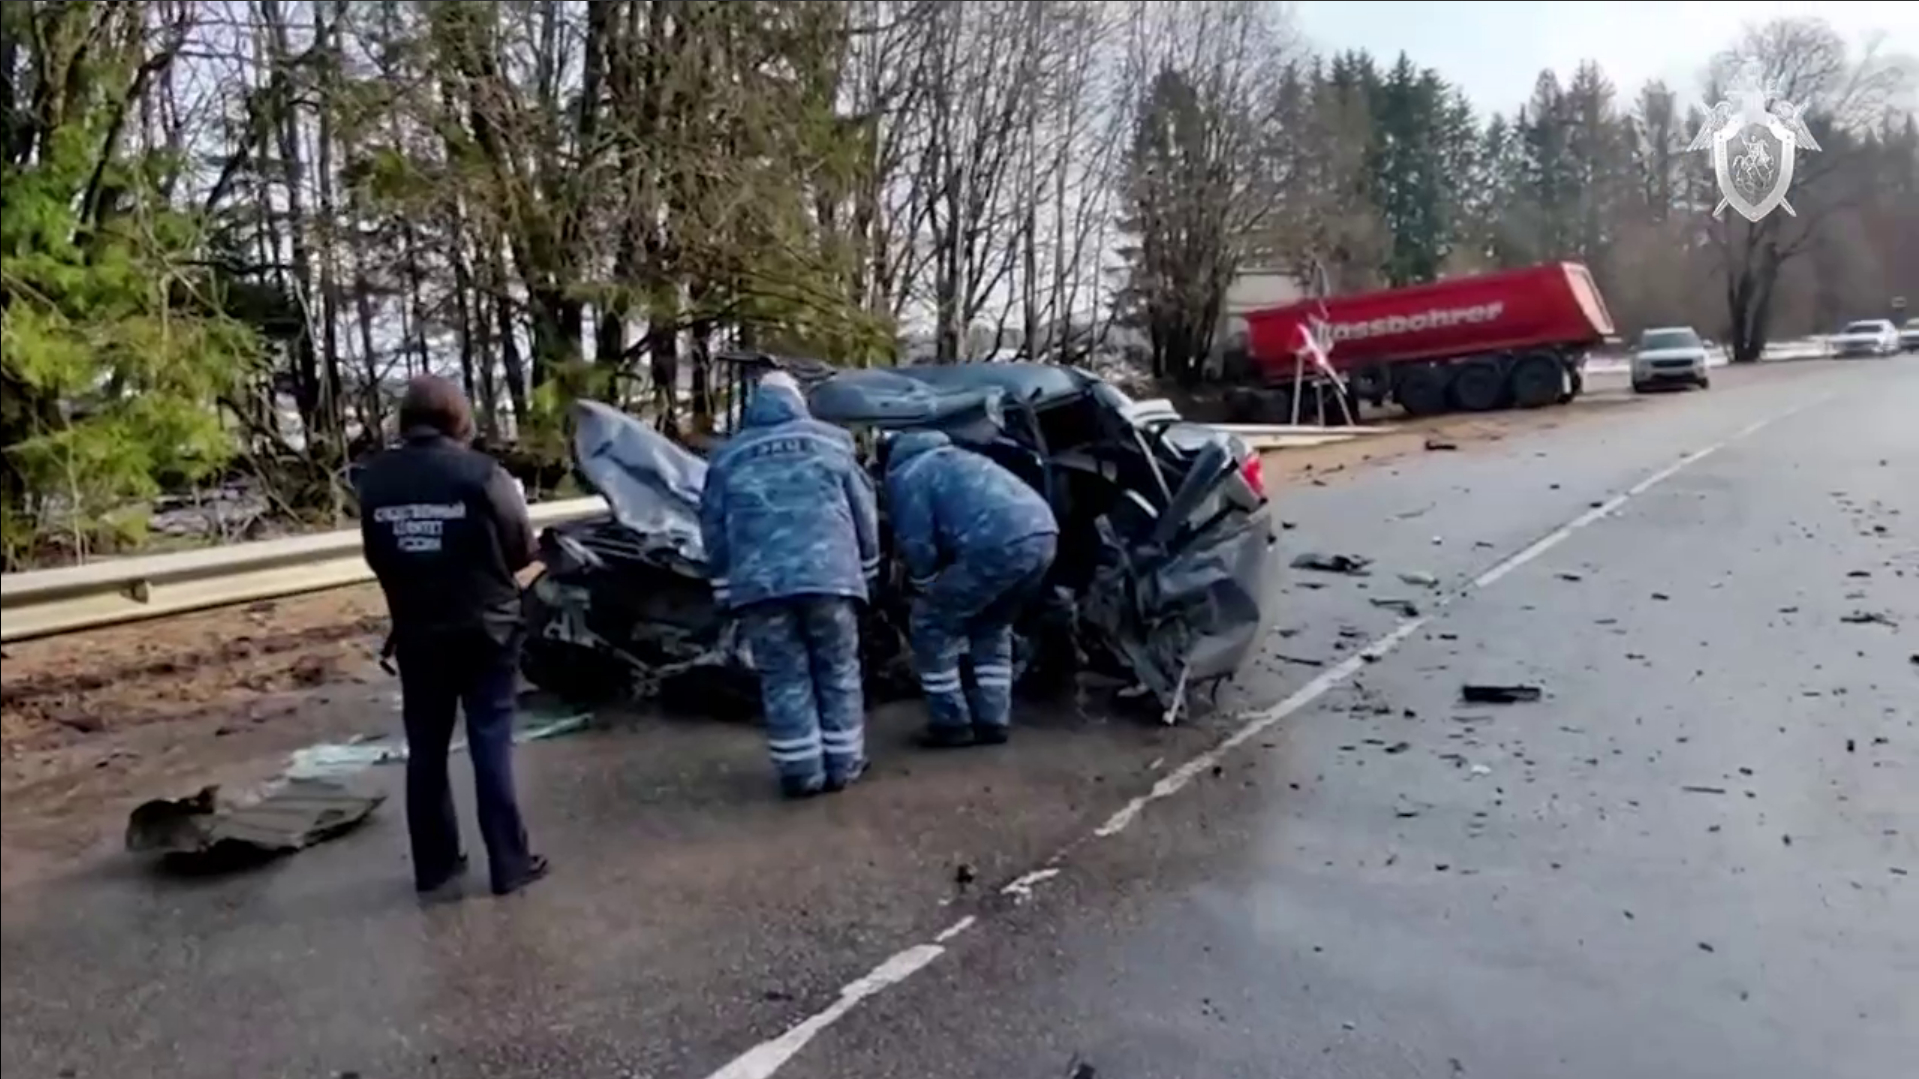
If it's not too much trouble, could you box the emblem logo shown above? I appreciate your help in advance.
[1686,74,1821,223]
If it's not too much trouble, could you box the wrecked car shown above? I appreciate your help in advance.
[519,357,1280,719]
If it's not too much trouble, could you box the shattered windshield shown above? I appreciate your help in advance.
[1639,329,1700,350]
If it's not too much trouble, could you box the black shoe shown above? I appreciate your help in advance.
[781,775,827,800]
[416,853,469,898]
[492,854,549,897]
[823,759,869,793]
[916,725,976,750]
[972,724,1010,746]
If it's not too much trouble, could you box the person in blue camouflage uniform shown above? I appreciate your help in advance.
[701,372,882,798]
[883,430,1058,748]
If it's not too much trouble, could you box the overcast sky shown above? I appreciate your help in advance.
[1291,1,1919,118]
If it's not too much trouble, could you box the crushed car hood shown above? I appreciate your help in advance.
[571,400,708,570]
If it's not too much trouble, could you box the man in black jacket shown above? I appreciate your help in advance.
[356,375,547,897]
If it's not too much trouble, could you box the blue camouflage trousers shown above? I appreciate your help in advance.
[909,533,1057,733]
[739,596,866,787]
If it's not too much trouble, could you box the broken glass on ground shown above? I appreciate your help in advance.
[285,701,592,780]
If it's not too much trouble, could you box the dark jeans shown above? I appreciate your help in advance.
[396,630,533,892]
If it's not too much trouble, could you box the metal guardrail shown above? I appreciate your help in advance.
[0,497,609,644]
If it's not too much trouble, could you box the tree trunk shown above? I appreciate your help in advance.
[648,324,680,440]
[485,239,530,424]
[311,0,347,469]
[260,0,327,446]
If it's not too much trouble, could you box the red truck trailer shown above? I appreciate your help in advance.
[1225,262,1618,421]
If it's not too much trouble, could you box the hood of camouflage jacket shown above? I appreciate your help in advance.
[741,375,810,429]
[885,429,951,475]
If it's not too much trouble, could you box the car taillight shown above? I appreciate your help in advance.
[1238,453,1266,500]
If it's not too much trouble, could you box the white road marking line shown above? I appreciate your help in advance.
[703,944,949,1079]
[696,393,1825,1079]
[1002,867,1062,903]
[1094,616,1431,839]
[933,916,977,944]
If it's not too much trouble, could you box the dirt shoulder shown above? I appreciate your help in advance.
[1,585,401,889]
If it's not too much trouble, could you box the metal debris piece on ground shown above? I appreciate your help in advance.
[1460,684,1543,704]
[1424,437,1459,451]
[1398,570,1440,588]
[1160,660,1193,726]
[1839,610,1896,627]
[1291,552,1373,576]
[203,779,383,853]
[1371,598,1421,618]
[125,778,384,863]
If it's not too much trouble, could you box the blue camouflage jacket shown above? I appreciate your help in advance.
[883,430,1058,590]
[700,378,881,610]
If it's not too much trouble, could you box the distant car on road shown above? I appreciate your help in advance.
[1631,326,1711,393]
[1900,318,1918,353]
[1829,319,1900,358]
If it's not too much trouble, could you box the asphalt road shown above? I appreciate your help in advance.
[3,359,1914,1079]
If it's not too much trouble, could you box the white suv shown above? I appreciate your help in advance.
[1830,319,1900,358]
[1632,327,1711,393]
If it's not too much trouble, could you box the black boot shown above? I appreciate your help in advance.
[781,774,827,800]
[416,853,469,900]
[971,724,1010,746]
[916,725,977,750]
[823,759,869,793]
[492,854,549,897]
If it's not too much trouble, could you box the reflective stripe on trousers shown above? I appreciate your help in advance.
[738,596,867,782]
[908,533,1056,731]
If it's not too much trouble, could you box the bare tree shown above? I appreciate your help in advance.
[1114,0,1299,384]
[1703,18,1910,361]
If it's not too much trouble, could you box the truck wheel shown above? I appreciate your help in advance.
[1394,365,1451,418]
[1258,386,1298,424]
[1508,354,1563,409]
[1224,387,1261,422]
[1447,360,1504,412]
